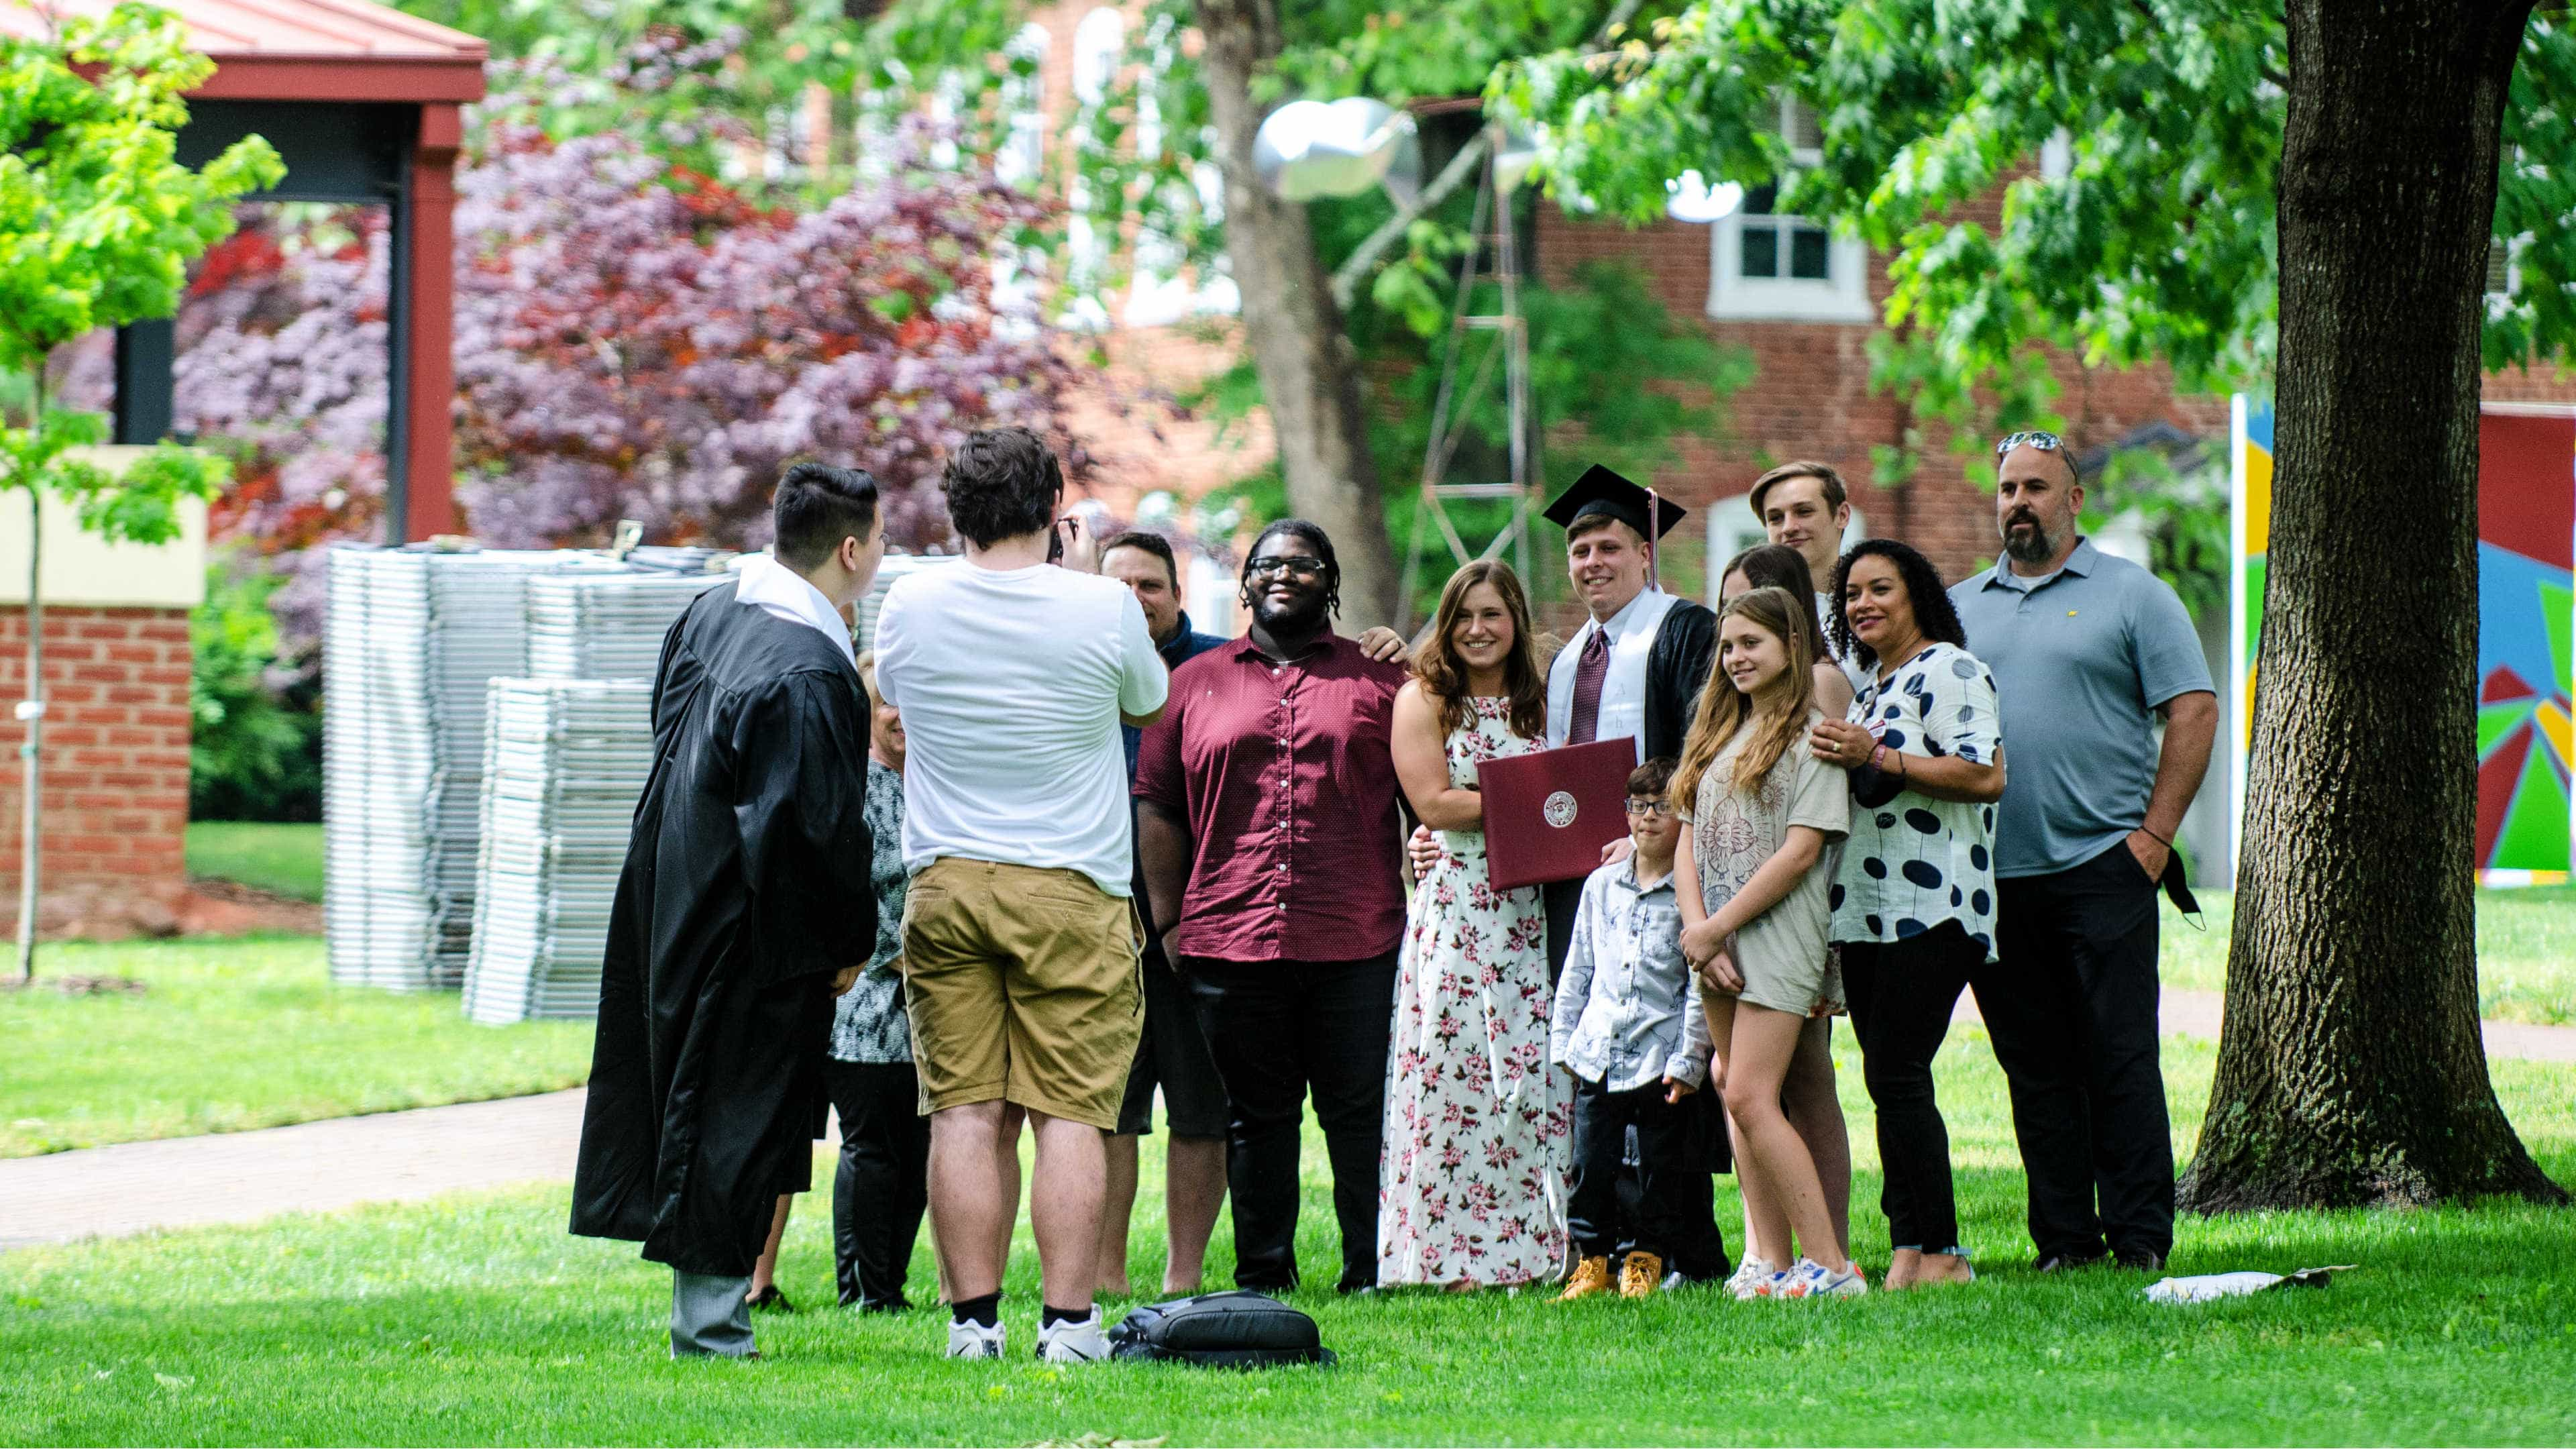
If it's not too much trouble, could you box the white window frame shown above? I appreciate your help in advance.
[1122,16,1236,327]
[993,23,1051,190]
[1705,97,1873,324]
[2485,231,2528,321]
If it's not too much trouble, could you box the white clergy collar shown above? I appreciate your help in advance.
[736,553,855,667]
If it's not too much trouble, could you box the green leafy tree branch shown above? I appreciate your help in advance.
[0,1,282,977]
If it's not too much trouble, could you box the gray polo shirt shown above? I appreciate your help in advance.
[1950,539,2213,878]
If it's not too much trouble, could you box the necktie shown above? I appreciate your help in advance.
[1567,627,1611,745]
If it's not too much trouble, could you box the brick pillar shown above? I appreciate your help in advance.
[0,606,193,919]
[401,103,463,540]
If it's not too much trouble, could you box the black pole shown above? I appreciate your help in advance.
[111,321,176,445]
[382,127,414,545]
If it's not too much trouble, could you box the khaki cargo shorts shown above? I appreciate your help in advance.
[900,857,1143,1130]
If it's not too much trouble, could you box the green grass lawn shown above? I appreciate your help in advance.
[2159,886,2576,1025]
[0,936,592,1159]
[182,822,324,902]
[3,1034,2571,1446]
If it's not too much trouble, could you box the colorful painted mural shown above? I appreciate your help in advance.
[2232,399,2575,883]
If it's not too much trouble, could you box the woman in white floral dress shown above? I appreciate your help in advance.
[1378,560,1571,1289]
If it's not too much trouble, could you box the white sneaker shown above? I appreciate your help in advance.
[1036,1307,1112,1364]
[945,1317,1007,1360]
[1780,1258,1869,1298]
[1727,1257,1780,1301]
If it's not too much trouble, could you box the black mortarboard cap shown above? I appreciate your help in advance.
[1542,463,1690,540]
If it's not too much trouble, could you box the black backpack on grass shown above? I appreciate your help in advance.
[1106,1290,1338,1367]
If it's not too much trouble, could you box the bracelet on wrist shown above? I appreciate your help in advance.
[2140,825,2173,848]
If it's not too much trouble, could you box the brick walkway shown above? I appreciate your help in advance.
[4,992,2569,1252]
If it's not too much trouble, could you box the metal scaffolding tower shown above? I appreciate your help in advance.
[1397,125,1543,636]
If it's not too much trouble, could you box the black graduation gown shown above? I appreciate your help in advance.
[569,582,877,1277]
[1641,600,1719,765]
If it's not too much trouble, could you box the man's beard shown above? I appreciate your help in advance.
[1252,590,1328,635]
[2002,513,2061,564]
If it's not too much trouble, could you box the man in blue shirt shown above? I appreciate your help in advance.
[1951,432,2218,1274]
[1100,531,1230,1295]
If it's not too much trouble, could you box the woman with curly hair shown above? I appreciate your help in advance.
[1377,559,1571,1291]
[1810,538,2006,1291]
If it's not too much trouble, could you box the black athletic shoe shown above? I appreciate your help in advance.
[2114,1249,2168,1273]
[747,1285,794,1313]
[2033,1252,2107,1274]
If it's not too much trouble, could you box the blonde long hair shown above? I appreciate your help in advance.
[1411,559,1546,741]
[1671,586,1820,809]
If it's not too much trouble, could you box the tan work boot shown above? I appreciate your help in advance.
[1557,1255,1614,1301]
[1619,1250,1665,1299]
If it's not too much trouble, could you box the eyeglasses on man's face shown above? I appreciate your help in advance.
[1246,555,1328,581]
[1623,799,1674,819]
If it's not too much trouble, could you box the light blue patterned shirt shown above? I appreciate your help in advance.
[1550,857,1711,1091]
[828,759,911,1064]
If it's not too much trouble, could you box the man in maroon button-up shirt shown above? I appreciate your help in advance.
[1134,519,1409,1295]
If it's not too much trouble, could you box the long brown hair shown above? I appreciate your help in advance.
[1413,559,1546,741]
[1719,542,1827,652]
[1671,586,1819,809]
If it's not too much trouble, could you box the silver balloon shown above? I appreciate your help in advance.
[1378,123,1424,209]
[1664,170,1745,223]
[1253,97,1417,201]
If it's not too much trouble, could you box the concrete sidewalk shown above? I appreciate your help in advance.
[0,1089,592,1251]
[5,992,2569,1253]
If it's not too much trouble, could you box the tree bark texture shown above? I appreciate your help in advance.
[2182,0,2563,1212]
[1193,0,1401,630]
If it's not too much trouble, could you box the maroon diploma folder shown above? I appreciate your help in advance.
[1475,738,1642,892]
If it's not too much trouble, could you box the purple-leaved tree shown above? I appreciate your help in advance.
[108,63,1091,655]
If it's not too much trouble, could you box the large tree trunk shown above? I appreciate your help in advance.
[1193,0,1401,630]
[2181,0,2562,1212]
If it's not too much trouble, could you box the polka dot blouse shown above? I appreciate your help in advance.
[1829,641,2002,957]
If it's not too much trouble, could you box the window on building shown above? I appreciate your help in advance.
[1123,13,1236,326]
[1704,95,1872,323]
[993,23,1050,189]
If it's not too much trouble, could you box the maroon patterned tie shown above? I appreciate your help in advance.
[1567,627,1611,745]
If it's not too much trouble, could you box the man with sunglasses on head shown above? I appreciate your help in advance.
[1133,520,1411,1296]
[1951,430,2218,1275]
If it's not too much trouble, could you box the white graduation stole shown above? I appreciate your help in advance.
[1545,588,1680,748]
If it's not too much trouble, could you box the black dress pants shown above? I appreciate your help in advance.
[1545,879,1729,1281]
[824,1059,930,1310]
[1841,920,1983,1255]
[1182,953,1397,1293]
[1984,841,2174,1261]
[1567,1077,1695,1262]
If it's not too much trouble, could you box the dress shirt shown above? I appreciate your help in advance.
[734,553,854,667]
[1132,632,1410,963]
[1546,586,1681,747]
[1550,855,1710,1091]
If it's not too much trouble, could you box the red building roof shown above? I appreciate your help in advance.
[0,0,486,103]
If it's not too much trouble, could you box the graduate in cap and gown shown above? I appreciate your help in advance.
[571,462,886,1358]
[1540,464,1733,1285]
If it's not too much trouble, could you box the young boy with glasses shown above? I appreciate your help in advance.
[1549,757,1711,1299]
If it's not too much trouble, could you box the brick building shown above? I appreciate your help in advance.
[1011,5,2576,594]
[0,455,205,938]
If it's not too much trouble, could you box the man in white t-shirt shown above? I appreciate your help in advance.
[873,427,1168,1365]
